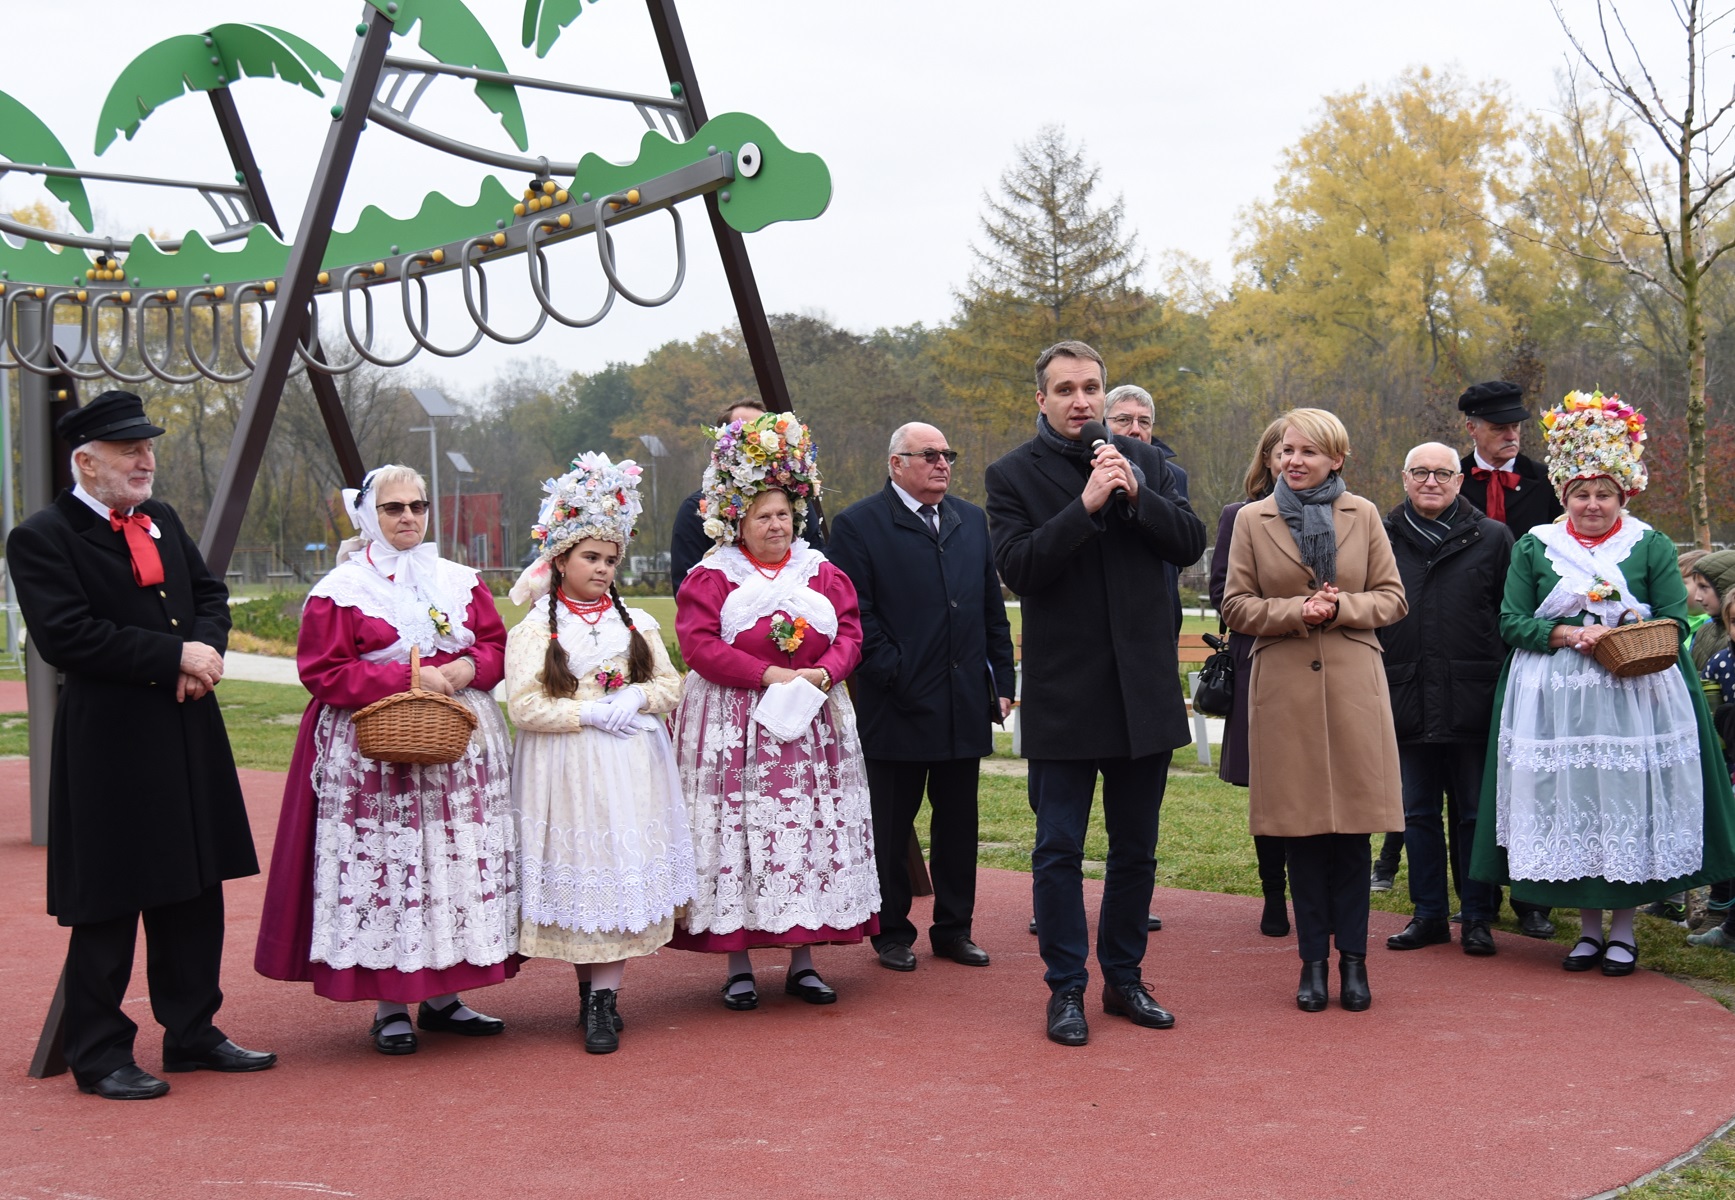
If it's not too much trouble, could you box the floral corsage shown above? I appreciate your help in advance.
[770,611,808,655]
[1586,577,1622,604]
[596,668,626,692]
[428,605,454,637]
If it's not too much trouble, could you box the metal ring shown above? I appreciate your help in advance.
[88,293,155,385]
[591,194,686,308]
[399,255,486,358]
[526,219,615,329]
[133,294,205,385]
[227,290,308,379]
[179,287,252,383]
[458,235,548,346]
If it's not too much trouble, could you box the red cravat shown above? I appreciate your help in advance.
[1470,466,1518,523]
[109,510,164,587]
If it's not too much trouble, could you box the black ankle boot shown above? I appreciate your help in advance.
[1260,892,1290,937]
[1339,953,1371,1012]
[1296,960,1328,1012]
[582,989,620,1054]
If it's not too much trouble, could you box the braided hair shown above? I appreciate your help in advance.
[539,561,582,699]
[610,583,655,684]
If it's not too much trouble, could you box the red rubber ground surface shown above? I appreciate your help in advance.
[4,759,1735,1199]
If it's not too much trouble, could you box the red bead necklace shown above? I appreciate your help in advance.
[741,545,792,579]
[558,589,612,625]
[1567,516,1623,549]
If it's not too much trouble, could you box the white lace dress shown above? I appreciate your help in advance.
[1493,519,1704,888]
[506,603,697,963]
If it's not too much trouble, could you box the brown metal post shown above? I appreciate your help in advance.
[198,8,394,573]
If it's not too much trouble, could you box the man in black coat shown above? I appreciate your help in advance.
[984,341,1206,1046]
[1378,442,1514,958]
[8,391,274,1100]
[827,421,1016,973]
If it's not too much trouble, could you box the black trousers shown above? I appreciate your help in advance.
[1286,834,1371,960]
[867,757,980,949]
[1254,834,1287,895]
[63,884,228,1086]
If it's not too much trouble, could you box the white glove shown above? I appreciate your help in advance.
[582,698,641,737]
[603,685,646,715]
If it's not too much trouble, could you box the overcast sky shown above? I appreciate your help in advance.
[0,1,1668,397]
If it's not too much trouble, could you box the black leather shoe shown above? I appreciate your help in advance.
[1518,910,1557,939]
[721,973,759,1010]
[1461,919,1497,956]
[1601,938,1638,977]
[576,978,625,1031]
[1101,979,1176,1029]
[1028,917,1038,935]
[1260,893,1290,938]
[1563,936,1605,972]
[876,943,918,972]
[1386,916,1451,951]
[784,968,837,1004]
[1147,913,1163,932]
[581,988,620,1054]
[78,1063,169,1100]
[1046,987,1088,1046]
[1296,960,1328,1012]
[417,999,505,1037]
[369,1015,418,1055]
[1339,953,1371,1011]
[162,1039,277,1073]
[933,937,990,966]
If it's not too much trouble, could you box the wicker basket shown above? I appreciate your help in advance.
[1591,612,1680,679]
[353,645,478,765]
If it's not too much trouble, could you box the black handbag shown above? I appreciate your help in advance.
[1191,624,1235,718]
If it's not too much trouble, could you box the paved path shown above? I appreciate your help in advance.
[3,760,1733,1198]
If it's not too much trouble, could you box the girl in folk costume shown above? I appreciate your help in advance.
[504,454,696,1054]
[255,465,517,1055]
[671,410,879,1008]
[1471,392,1735,974]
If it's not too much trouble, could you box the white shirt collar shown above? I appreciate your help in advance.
[889,480,934,515]
[1472,450,1516,473]
[73,482,159,537]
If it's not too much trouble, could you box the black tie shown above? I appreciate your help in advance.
[918,503,939,538]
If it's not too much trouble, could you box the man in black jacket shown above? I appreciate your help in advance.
[827,422,1016,972]
[985,341,1206,1046]
[1378,442,1514,957]
[8,391,274,1100]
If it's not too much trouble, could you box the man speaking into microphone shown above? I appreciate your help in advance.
[985,341,1205,1046]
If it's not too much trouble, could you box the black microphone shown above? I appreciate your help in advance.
[1078,420,1126,501]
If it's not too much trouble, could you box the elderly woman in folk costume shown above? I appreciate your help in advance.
[255,465,517,1054]
[1471,392,1735,975]
[503,454,696,1054]
[671,411,879,1008]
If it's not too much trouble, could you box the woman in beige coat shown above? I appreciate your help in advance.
[1222,408,1406,1013]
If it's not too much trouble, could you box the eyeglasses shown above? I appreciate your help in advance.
[1405,468,1461,484]
[1107,414,1155,430]
[377,500,430,516]
[895,449,959,465]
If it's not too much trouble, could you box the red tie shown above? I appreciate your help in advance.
[109,510,164,587]
[1470,467,1518,523]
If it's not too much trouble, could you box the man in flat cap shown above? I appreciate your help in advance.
[7,390,274,1100]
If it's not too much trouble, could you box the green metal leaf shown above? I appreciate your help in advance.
[522,0,590,58]
[208,23,342,92]
[93,34,223,155]
[0,89,92,230]
[364,0,530,151]
[250,25,344,82]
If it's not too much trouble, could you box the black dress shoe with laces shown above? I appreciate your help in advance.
[577,977,625,1031]
[1297,960,1329,1012]
[933,937,990,966]
[1101,979,1176,1029]
[78,1064,169,1100]
[1339,953,1371,1011]
[1518,910,1557,939]
[1386,916,1451,951]
[417,999,505,1036]
[369,1015,417,1055]
[876,943,918,971]
[1046,986,1088,1046]
[1460,919,1497,956]
[162,1039,277,1073]
[785,968,838,1004]
[581,988,621,1054]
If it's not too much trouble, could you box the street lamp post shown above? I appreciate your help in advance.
[408,388,458,553]
[446,449,474,561]
[638,434,669,577]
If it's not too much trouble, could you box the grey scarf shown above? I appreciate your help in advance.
[1274,473,1346,584]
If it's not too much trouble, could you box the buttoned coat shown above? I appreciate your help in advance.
[825,482,1016,761]
[985,432,1206,761]
[7,491,256,926]
[1221,491,1407,837]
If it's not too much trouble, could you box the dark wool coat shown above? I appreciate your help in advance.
[985,433,1206,761]
[826,482,1016,761]
[7,491,257,926]
[1458,452,1561,538]
[1378,501,1514,745]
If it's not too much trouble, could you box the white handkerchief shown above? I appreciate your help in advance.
[752,677,829,743]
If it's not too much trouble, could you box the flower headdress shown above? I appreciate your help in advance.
[698,410,822,547]
[1541,389,1648,499]
[508,452,643,604]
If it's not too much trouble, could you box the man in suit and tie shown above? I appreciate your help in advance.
[827,423,1016,971]
[985,341,1206,1045]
